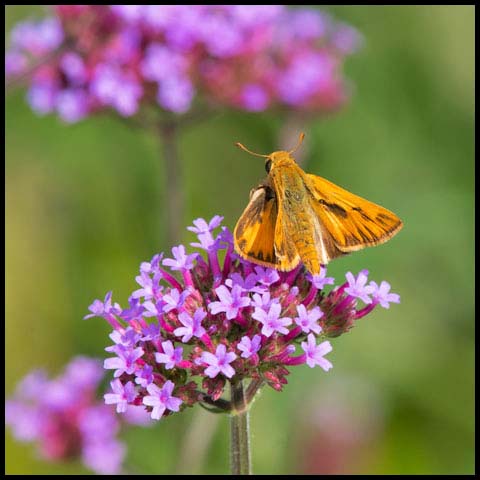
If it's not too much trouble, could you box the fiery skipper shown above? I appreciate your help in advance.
[233,133,403,275]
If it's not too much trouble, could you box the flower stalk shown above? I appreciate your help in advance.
[230,380,251,475]
[159,121,184,245]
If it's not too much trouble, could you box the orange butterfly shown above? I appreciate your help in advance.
[233,133,403,275]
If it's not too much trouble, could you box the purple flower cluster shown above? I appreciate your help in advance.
[85,216,399,420]
[4,356,135,474]
[5,5,362,122]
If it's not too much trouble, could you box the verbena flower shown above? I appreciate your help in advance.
[4,356,150,474]
[86,216,399,419]
[5,5,362,123]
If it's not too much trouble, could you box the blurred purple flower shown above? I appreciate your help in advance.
[6,6,362,122]
[5,356,126,474]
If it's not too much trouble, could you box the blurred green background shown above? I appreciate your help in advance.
[5,5,474,475]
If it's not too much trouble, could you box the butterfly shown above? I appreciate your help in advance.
[233,133,403,275]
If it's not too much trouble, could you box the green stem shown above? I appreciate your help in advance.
[158,122,184,245]
[230,380,252,475]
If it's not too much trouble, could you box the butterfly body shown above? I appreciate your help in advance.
[234,138,403,275]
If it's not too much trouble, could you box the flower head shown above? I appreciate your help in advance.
[84,216,399,420]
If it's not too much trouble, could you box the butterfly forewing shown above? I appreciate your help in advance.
[234,183,300,271]
[305,174,403,252]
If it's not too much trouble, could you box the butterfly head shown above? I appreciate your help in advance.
[235,132,305,173]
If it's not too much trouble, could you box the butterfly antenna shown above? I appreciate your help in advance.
[289,132,306,154]
[235,142,268,158]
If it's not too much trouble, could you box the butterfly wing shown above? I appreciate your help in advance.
[305,173,403,254]
[234,181,300,271]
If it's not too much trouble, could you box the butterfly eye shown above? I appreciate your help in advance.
[265,159,272,173]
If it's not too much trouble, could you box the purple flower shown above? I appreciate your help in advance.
[60,52,87,85]
[157,75,194,113]
[84,291,121,319]
[209,284,251,319]
[253,266,280,286]
[344,271,375,304]
[142,298,165,317]
[163,288,189,312]
[27,84,57,115]
[331,23,363,55]
[187,216,224,236]
[90,64,142,116]
[163,244,198,271]
[369,281,400,308]
[132,272,162,300]
[104,346,144,377]
[140,253,162,274]
[7,6,361,125]
[252,302,292,337]
[63,357,104,391]
[251,291,273,310]
[79,405,120,441]
[294,304,323,334]
[287,9,330,41]
[198,344,237,378]
[82,216,399,419]
[120,296,145,322]
[111,5,145,23]
[237,335,262,359]
[174,308,206,342]
[189,215,225,253]
[240,84,270,111]
[140,322,161,341]
[106,328,141,351]
[16,370,49,400]
[104,380,137,413]
[5,51,27,77]
[301,334,333,371]
[11,18,63,55]
[5,401,42,441]
[55,89,88,123]
[155,340,183,369]
[135,364,154,388]
[5,358,126,474]
[141,43,186,82]
[82,439,125,475]
[225,272,263,293]
[277,52,337,106]
[307,267,335,290]
[142,380,183,420]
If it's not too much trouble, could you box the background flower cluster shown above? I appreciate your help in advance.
[5,357,140,474]
[5,5,362,123]
[86,217,399,421]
